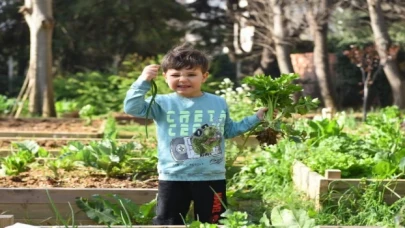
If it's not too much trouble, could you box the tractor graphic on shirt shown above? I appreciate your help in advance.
[170,124,222,161]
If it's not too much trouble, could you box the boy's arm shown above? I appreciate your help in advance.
[223,108,261,139]
[123,78,157,118]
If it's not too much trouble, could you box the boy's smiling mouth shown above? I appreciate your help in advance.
[177,85,191,88]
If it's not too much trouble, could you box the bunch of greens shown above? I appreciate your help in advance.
[242,73,319,144]
[243,73,318,125]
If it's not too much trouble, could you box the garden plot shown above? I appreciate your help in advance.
[292,160,405,208]
[0,188,158,225]
[0,138,159,225]
[0,118,105,138]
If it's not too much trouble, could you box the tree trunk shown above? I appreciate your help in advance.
[254,47,280,76]
[271,0,294,74]
[20,0,56,117]
[367,0,405,108]
[306,0,337,110]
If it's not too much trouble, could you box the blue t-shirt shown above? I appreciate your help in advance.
[124,78,260,181]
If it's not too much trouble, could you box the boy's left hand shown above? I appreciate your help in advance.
[256,107,268,121]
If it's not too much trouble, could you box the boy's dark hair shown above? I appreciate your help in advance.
[161,43,209,73]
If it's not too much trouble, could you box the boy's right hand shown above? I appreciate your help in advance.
[139,64,160,81]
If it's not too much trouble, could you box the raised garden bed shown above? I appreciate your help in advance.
[0,161,158,225]
[292,161,405,208]
[0,188,158,225]
[0,118,105,138]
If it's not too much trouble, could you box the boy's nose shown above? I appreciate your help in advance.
[179,76,188,81]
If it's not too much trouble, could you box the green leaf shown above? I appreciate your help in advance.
[75,196,119,224]
[271,206,315,228]
[12,141,40,154]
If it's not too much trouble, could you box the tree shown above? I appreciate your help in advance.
[367,0,405,108]
[53,0,192,73]
[18,0,55,117]
[225,0,305,76]
[271,0,295,74]
[0,0,30,96]
[305,0,338,110]
[343,45,384,120]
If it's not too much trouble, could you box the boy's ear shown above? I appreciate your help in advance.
[202,72,209,82]
[163,72,167,81]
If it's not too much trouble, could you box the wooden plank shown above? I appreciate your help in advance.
[0,132,102,138]
[292,161,312,193]
[291,160,405,207]
[0,203,94,220]
[0,137,134,142]
[0,215,14,228]
[307,171,323,200]
[0,188,157,204]
[325,169,341,179]
[13,223,190,228]
[38,225,188,228]
[13,220,97,226]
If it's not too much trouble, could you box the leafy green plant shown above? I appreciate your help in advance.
[0,150,34,176]
[58,139,156,178]
[270,205,315,228]
[55,100,79,117]
[79,104,95,125]
[242,73,319,145]
[76,194,156,225]
[305,119,346,146]
[103,115,118,140]
[243,74,318,124]
[0,95,15,115]
[0,141,50,176]
[12,140,49,158]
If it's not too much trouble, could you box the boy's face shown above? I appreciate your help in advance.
[163,67,208,98]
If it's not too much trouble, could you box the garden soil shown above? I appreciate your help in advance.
[0,118,158,189]
[0,167,158,188]
[0,118,103,132]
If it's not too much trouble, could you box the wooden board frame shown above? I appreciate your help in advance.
[292,160,405,208]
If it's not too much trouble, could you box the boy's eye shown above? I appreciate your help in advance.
[171,74,180,77]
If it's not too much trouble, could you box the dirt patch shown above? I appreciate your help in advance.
[0,118,103,132]
[0,166,158,189]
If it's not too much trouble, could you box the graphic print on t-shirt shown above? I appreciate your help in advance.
[170,124,223,161]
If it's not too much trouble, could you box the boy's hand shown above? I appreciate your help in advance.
[140,64,160,81]
[256,107,268,121]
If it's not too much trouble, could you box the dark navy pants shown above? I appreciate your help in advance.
[152,180,227,225]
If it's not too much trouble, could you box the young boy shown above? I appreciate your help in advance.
[123,44,267,225]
